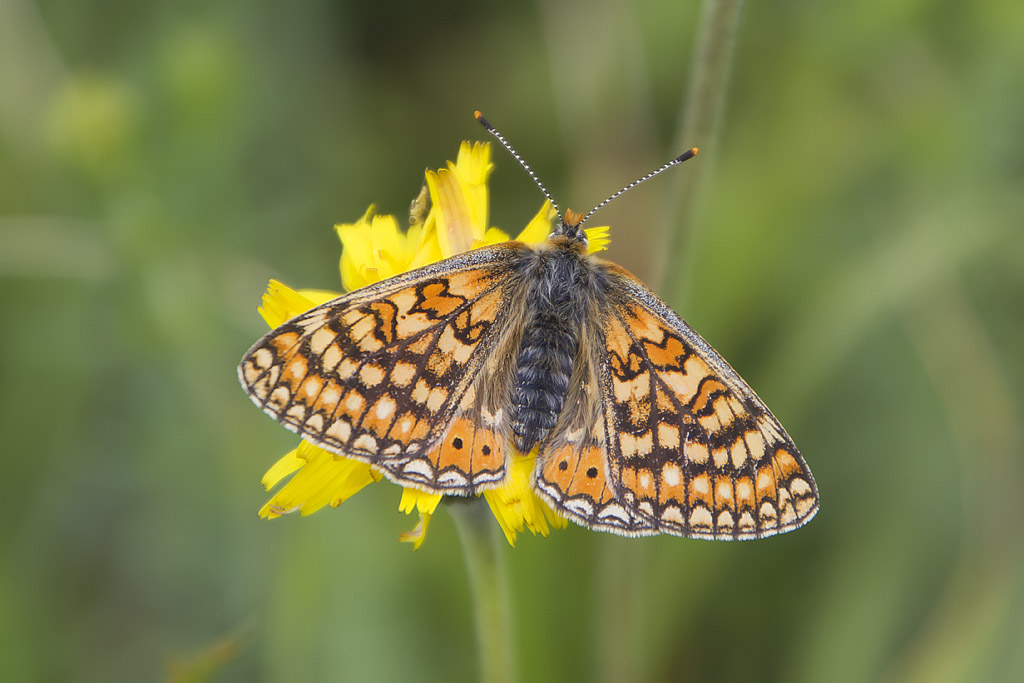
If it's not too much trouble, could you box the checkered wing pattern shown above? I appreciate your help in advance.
[594,266,819,539]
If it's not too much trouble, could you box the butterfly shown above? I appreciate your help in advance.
[238,113,818,540]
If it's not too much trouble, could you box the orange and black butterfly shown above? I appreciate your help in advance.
[238,113,818,540]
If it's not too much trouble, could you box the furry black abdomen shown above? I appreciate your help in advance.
[510,309,578,452]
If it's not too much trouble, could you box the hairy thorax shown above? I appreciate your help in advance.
[509,239,597,453]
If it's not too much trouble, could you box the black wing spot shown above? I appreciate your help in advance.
[452,436,464,450]
[558,460,569,471]
[586,467,598,479]
[481,444,491,455]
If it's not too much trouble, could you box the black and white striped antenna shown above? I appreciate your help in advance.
[474,111,561,221]
[474,110,698,228]
[578,148,698,226]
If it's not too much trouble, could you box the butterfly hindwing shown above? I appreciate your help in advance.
[596,265,819,540]
[404,364,511,491]
[238,243,530,493]
[533,375,659,536]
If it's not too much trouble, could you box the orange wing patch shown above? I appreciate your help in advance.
[402,416,505,490]
[378,380,509,492]
[534,414,657,536]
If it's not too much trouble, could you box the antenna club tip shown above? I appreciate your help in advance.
[473,111,493,131]
[670,147,700,164]
[675,147,699,162]
[473,111,493,129]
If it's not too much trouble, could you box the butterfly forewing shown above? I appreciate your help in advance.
[594,266,819,539]
[238,244,531,493]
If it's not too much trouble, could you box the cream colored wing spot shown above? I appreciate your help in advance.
[408,378,430,406]
[252,347,273,370]
[304,413,324,433]
[345,392,365,414]
[374,395,397,420]
[320,385,341,406]
[401,458,435,481]
[359,363,385,387]
[325,418,351,444]
[391,361,417,387]
[336,358,358,380]
[438,470,470,487]
[308,328,335,356]
[661,505,684,525]
[689,506,713,531]
[661,462,682,488]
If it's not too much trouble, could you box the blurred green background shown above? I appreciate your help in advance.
[2,0,1023,681]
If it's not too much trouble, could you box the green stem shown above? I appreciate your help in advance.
[597,540,648,683]
[655,0,745,298]
[449,499,515,683]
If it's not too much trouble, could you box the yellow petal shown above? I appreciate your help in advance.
[258,280,317,327]
[295,289,341,307]
[342,214,406,289]
[450,141,492,241]
[426,141,495,258]
[398,512,432,551]
[259,441,376,519]
[407,228,444,270]
[475,227,510,249]
[515,201,557,245]
[453,140,493,187]
[396,490,442,550]
[484,495,521,547]
[403,224,425,262]
[335,207,376,291]
[584,225,611,253]
[483,451,565,546]
[541,499,569,531]
[399,487,443,516]
[511,454,567,536]
[261,448,305,490]
[337,206,439,291]
[427,168,476,257]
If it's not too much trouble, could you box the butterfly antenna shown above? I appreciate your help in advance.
[474,111,560,221]
[578,147,699,226]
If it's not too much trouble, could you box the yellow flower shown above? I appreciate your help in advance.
[255,141,609,548]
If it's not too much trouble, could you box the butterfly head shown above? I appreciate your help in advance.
[551,208,588,245]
